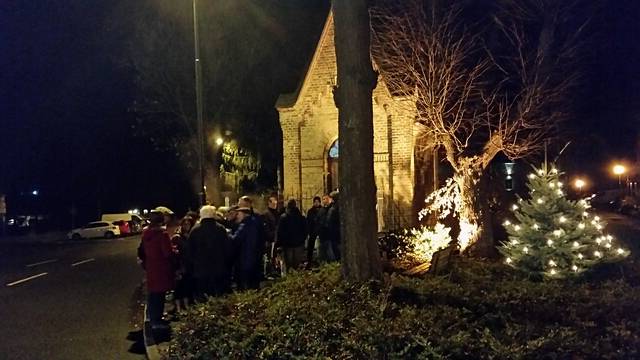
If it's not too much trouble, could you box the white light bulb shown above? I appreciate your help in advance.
[511,239,519,245]
[605,243,612,249]
[506,257,512,264]
[617,248,625,255]
[557,189,563,195]
[596,224,603,230]
[538,169,544,175]
[550,269,557,275]
[578,253,584,259]
[523,247,529,254]
[573,241,579,248]
[553,230,562,237]
[528,173,536,179]
[572,265,578,272]
[549,260,556,266]
[606,235,613,240]
[557,181,563,187]
[549,182,555,188]
[533,223,539,230]
[594,251,602,257]
[512,204,518,210]
[559,216,566,223]
[547,239,554,246]
[594,216,600,221]
[537,198,544,204]
[582,212,589,217]
[514,225,521,231]
[596,238,602,244]
[503,220,511,226]
[578,223,585,229]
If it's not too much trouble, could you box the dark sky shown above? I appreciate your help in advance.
[0,0,638,227]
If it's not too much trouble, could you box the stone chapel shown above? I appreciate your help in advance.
[276,11,431,231]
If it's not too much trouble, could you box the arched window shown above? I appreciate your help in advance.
[327,140,339,192]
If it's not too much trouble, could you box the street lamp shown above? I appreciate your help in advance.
[193,0,206,206]
[613,164,626,187]
[574,178,585,196]
[215,137,224,146]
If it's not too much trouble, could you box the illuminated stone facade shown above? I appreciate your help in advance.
[276,12,419,230]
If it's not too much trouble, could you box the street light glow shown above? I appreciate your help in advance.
[613,164,626,175]
[574,178,585,191]
[216,137,224,146]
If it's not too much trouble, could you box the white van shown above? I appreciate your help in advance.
[101,213,145,233]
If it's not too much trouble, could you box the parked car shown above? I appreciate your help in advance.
[68,221,120,240]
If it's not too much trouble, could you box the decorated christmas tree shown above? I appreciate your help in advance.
[500,166,628,280]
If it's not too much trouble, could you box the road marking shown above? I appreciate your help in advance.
[71,258,95,267]
[26,259,59,268]
[6,272,48,287]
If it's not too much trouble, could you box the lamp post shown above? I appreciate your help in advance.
[574,178,585,197]
[613,164,626,187]
[193,0,206,206]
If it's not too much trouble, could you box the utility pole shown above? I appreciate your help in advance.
[193,0,206,206]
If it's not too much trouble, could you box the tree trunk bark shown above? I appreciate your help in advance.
[333,0,382,282]
[474,171,497,258]
[453,166,482,252]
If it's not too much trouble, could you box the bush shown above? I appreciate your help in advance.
[166,260,640,359]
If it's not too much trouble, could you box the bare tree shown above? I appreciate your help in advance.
[371,0,586,255]
[334,0,382,282]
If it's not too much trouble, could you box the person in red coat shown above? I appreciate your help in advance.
[142,210,175,329]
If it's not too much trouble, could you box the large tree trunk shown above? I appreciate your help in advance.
[453,158,484,252]
[453,162,496,258]
[333,0,382,282]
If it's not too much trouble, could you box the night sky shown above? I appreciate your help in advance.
[1,0,638,228]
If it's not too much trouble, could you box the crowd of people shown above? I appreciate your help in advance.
[138,191,341,330]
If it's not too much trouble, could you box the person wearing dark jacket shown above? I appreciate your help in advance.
[171,215,196,312]
[305,196,323,263]
[325,191,341,261]
[262,194,281,276]
[186,205,231,299]
[275,199,308,275]
[317,194,334,262]
[142,211,175,330]
[231,207,262,290]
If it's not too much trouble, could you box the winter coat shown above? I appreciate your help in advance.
[306,205,322,239]
[324,202,341,244]
[231,215,262,273]
[276,207,308,248]
[142,226,175,292]
[263,207,280,243]
[186,218,230,280]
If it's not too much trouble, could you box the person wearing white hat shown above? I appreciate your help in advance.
[186,205,232,299]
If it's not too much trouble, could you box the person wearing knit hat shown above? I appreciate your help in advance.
[186,204,232,299]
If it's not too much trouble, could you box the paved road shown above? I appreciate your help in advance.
[0,236,146,359]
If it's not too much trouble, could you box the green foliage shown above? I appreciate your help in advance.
[500,166,628,280]
[220,140,260,181]
[166,259,640,359]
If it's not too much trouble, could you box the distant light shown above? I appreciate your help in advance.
[143,209,149,214]
[216,137,224,146]
[128,210,133,214]
[32,190,39,196]
[574,178,585,190]
[613,164,626,176]
[133,209,140,215]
